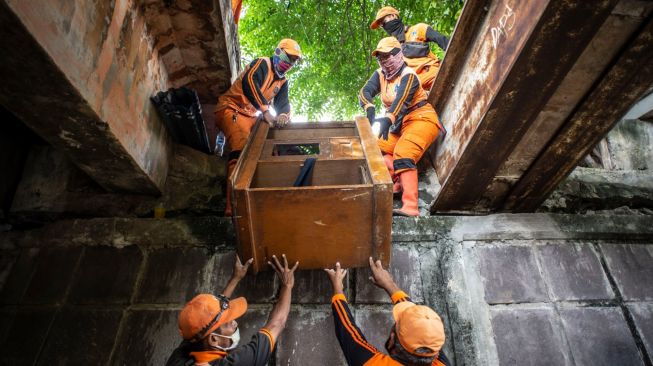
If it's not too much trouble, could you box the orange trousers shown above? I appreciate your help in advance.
[377,105,440,174]
[214,107,258,153]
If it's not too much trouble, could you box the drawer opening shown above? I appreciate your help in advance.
[272,143,320,156]
[251,159,370,188]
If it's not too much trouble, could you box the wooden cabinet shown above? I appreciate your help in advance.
[230,117,393,273]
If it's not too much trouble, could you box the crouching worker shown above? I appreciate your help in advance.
[325,258,451,366]
[166,254,299,366]
[216,38,302,216]
[360,37,443,216]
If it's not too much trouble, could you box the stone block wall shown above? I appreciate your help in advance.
[1,214,652,365]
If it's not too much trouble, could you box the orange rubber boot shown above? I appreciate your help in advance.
[383,154,402,195]
[393,169,419,217]
[224,159,237,217]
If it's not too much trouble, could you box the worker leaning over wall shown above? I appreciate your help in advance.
[165,254,299,366]
[360,37,443,217]
[371,6,449,92]
[215,38,302,216]
[325,258,451,366]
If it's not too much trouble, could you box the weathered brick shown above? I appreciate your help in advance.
[477,245,548,304]
[110,309,180,366]
[0,307,57,365]
[21,247,82,304]
[68,245,143,304]
[134,247,216,304]
[537,243,613,301]
[38,307,123,366]
[356,246,423,303]
[213,252,277,303]
[560,306,644,366]
[627,303,653,362]
[491,307,571,366]
[276,307,347,365]
[600,244,653,301]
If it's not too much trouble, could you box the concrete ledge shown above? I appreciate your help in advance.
[392,213,653,242]
[1,217,234,250]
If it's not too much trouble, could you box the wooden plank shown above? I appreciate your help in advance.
[251,159,368,188]
[268,127,357,140]
[232,120,269,271]
[505,14,653,212]
[356,117,392,267]
[248,186,375,271]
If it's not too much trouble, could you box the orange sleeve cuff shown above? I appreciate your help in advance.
[390,290,409,304]
[331,293,347,303]
[259,328,275,350]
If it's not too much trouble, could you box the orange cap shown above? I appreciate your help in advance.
[370,6,400,29]
[371,37,402,57]
[393,301,445,357]
[277,38,302,58]
[178,294,248,341]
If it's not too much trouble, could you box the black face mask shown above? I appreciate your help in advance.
[382,19,405,43]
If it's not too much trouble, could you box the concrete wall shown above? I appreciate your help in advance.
[7,0,170,173]
[1,214,652,365]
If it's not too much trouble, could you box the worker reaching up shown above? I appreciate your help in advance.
[166,254,299,366]
[371,6,450,92]
[360,37,443,216]
[325,258,451,366]
[215,38,302,216]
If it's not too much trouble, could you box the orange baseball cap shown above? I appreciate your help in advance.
[371,37,402,57]
[278,38,302,58]
[370,6,400,29]
[393,301,445,357]
[178,294,248,341]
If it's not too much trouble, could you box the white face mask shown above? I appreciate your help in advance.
[212,327,240,351]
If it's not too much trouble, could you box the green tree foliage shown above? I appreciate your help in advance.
[239,0,463,120]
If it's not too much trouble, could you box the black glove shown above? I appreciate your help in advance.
[376,117,392,140]
[366,106,375,125]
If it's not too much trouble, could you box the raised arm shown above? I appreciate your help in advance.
[263,254,299,341]
[325,262,380,366]
[221,255,253,298]
[368,256,411,303]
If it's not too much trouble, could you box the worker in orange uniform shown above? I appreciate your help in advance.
[215,39,302,216]
[325,258,451,366]
[165,254,299,366]
[232,0,242,24]
[360,37,442,216]
[371,6,449,92]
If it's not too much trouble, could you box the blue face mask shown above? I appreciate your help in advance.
[273,48,295,77]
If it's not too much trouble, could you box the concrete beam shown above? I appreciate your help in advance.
[0,1,171,194]
[430,0,653,213]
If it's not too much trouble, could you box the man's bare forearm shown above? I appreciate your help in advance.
[264,285,292,340]
[222,278,239,298]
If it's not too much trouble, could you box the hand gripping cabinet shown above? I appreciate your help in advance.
[230,117,393,273]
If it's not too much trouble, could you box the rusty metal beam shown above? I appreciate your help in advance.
[427,0,491,113]
[430,0,619,213]
[504,14,653,212]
